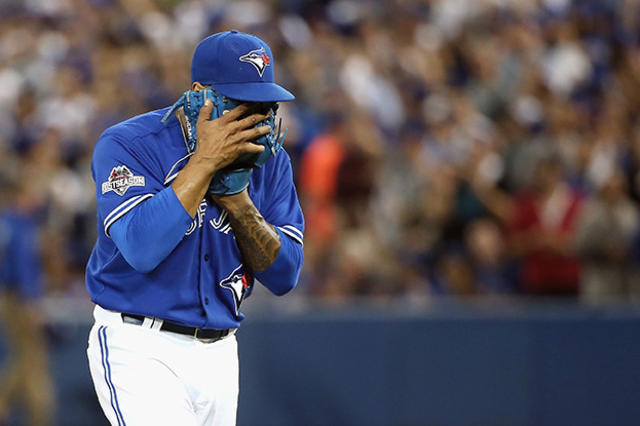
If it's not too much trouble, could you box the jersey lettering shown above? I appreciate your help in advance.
[209,210,232,235]
[185,199,207,236]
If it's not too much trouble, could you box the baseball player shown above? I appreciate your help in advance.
[85,30,304,425]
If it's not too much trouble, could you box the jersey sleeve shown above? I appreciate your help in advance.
[252,150,305,295]
[260,150,305,245]
[92,129,165,237]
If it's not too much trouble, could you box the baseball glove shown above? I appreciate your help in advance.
[162,88,286,195]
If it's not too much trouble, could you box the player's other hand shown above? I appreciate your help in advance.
[193,100,269,174]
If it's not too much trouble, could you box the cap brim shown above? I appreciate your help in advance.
[210,82,295,102]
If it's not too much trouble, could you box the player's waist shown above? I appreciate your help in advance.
[93,304,237,343]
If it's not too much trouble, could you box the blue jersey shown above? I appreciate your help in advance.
[0,211,43,300]
[86,107,304,329]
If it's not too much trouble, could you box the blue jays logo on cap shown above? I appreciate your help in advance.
[239,47,271,77]
[190,30,294,102]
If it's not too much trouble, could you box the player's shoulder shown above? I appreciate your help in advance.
[251,148,294,192]
[272,148,293,169]
[96,107,179,150]
[100,107,174,144]
[263,147,293,178]
[92,107,180,169]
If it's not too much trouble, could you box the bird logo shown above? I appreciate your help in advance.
[219,265,254,315]
[239,47,271,77]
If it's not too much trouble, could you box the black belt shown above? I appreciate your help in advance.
[121,313,232,341]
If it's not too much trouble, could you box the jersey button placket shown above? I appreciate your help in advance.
[197,217,210,319]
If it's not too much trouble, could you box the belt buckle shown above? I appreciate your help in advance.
[194,328,218,343]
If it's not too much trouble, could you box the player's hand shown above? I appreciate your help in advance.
[193,100,269,174]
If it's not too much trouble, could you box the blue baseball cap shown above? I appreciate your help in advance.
[191,30,295,102]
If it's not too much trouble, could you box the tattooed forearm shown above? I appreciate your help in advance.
[226,203,281,272]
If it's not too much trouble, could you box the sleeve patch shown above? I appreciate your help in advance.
[101,165,146,196]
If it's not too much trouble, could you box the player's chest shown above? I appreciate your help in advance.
[158,149,262,241]
[180,199,247,269]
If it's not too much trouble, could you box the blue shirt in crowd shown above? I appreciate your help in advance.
[0,211,43,300]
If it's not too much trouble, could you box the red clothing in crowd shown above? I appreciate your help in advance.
[509,188,583,295]
[299,133,345,245]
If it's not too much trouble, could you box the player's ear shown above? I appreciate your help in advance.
[192,82,205,91]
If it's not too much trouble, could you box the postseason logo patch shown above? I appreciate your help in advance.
[239,47,271,77]
[101,165,145,196]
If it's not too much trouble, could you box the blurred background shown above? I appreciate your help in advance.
[1,0,640,425]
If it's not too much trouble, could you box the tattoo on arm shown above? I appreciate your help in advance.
[227,204,281,272]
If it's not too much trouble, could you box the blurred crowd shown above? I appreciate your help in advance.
[2,0,640,307]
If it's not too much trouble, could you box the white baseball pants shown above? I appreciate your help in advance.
[86,305,239,426]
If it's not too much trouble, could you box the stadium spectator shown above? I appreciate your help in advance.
[0,169,54,426]
[575,169,640,303]
[508,151,584,296]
